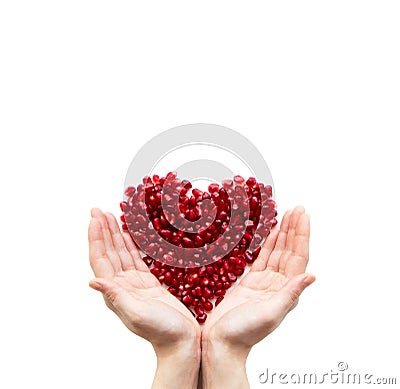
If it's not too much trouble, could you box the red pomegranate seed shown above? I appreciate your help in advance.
[215,296,224,306]
[194,305,204,316]
[208,183,220,193]
[124,186,136,197]
[244,251,253,263]
[211,273,219,283]
[188,273,199,286]
[182,295,193,306]
[164,272,172,285]
[233,267,245,276]
[203,300,213,311]
[196,313,207,324]
[234,175,245,184]
[192,188,203,198]
[193,286,203,297]
[168,287,178,295]
[206,265,215,274]
[246,177,257,186]
[202,287,213,299]
[150,268,160,277]
[158,275,165,282]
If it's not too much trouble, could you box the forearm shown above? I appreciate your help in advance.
[201,337,250,389]
[152,340,201,389]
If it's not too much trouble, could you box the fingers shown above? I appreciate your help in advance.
[121,230,150,272]
[278,206,305,274]
[250,229,279,271]
[284,213,310,278]
[271,273,315,314]
[91,208,122,274]
[285,206,305,252]
[88,217,114,278]
[104,212,135,271]
[264,210,292,271]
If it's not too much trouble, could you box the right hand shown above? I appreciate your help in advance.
[202,206,315,355]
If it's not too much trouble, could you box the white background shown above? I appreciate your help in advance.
[1,1,399,388]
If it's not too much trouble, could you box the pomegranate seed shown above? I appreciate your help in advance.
[150,268,160,277]
[182,295,193,306]
[168,287,178,295]
[188,273,199,286]
[192,188,203,198]
[196,313,207,324]
[215,296,224,306]
[233,267,245,276]
[246,177,257,186]
[124,186,136,197]
[194,305,204,316]
[202,287,213,299]
[206,265,215,274]
[208,183,220,193]
[164,272,172,285]
[196,268,205,278]
[193,286,203,297]
[182,237,194,248]
[244,251,253,263]
[234,175,245,184]
[195,236,204,247]
[203,300,213,311]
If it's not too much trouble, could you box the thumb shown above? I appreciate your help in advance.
[89,278,125,306]
[275,273,316,313]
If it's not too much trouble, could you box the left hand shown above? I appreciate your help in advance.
[88,208,200,354]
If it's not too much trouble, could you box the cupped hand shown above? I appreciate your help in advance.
[88,208,200,354]
[202,206,315,354]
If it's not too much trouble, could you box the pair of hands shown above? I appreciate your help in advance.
[88,206,315,388]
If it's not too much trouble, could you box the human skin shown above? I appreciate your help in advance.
[88,206,314,388]
[88,209,200,389]
[200,206,315,388]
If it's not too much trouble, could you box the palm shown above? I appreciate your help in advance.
[88,209,199,347]
[203,206,314,348]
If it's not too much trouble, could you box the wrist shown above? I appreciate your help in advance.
[154,331,201,360]
[152,335,201,389]
[201,329,250,389]
[202,325,250,362]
